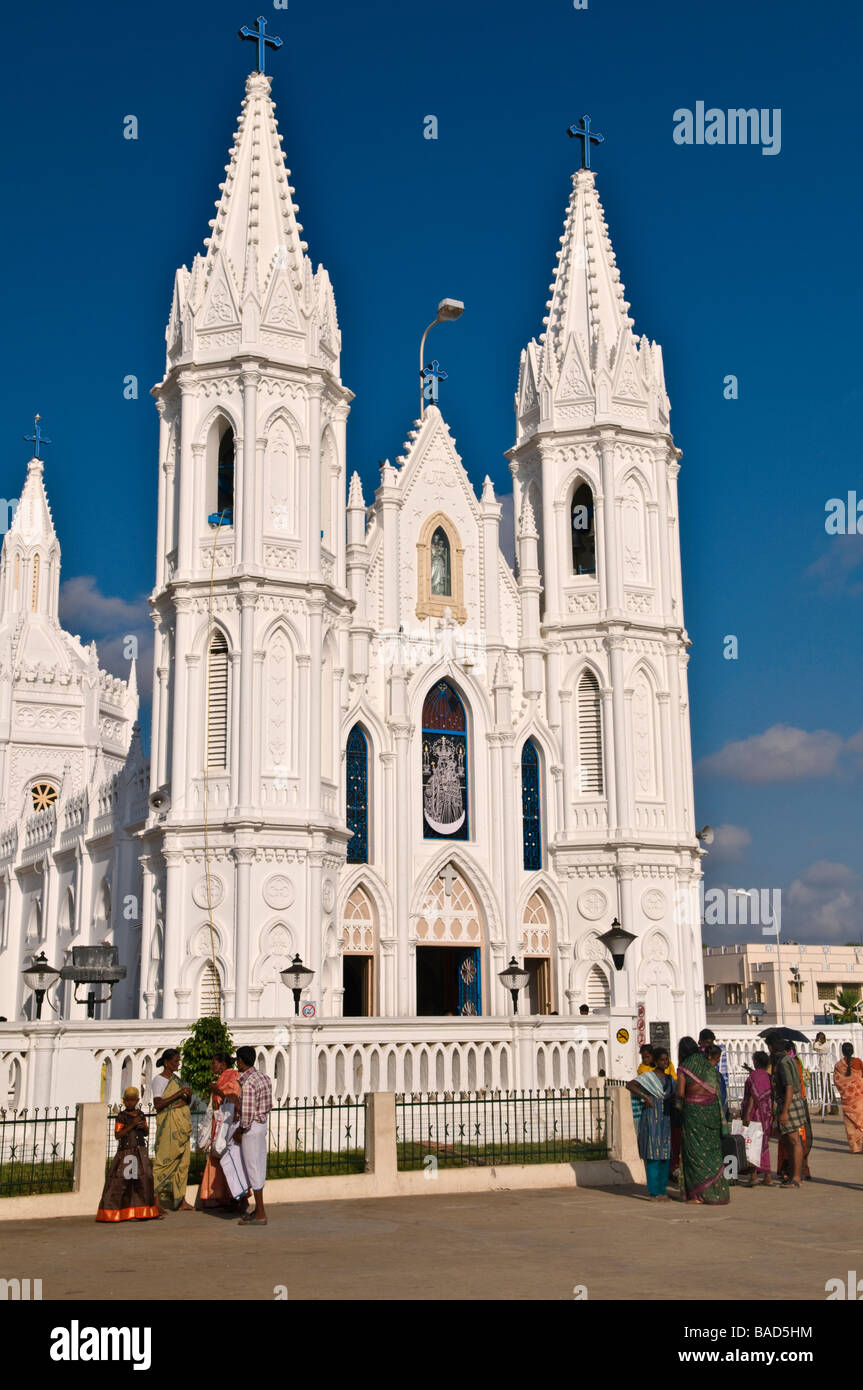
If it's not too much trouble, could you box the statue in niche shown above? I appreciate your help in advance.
[430,527,451,596]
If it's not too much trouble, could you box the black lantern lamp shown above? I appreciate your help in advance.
[280,953,315,1016]
[598,918,637,972]
[59,944,126,1019]
[498,956,531,1014]
[21,951,60,1019]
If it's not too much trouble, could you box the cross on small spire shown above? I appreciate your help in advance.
[567,114,604,170]
[24,413,51,459]
[421,360,448,404]
[238,14,283,74]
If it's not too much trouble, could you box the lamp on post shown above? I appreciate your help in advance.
[498,956,531,1015]
[419,298,464,418]
[21,951,60,1020]
[598,918,637,972]
[280,954,315,1016]
[59,945,126,1019]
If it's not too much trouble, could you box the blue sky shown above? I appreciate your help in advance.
[1,0,860,942]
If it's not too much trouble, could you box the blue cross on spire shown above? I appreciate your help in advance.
[421,360,448,404]
[238,15,283,74]
[23,413,51,459]
[567,114,604,170]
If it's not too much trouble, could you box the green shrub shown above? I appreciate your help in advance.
[180,1015,236,1101]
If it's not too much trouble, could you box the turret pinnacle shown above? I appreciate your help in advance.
[514,166,670,442]
[164,72,341,375]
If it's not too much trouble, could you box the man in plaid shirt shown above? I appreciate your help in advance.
[235,1046,273,1225]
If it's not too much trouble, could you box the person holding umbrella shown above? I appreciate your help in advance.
[768,1033,808,1189]
[761,1026,813,1183]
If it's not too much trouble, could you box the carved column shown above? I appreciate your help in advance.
[237,592,258,812]
[162,849,184,1017]
[239,366,260,570]
[232,846,255,1018]
[176,381,197,576]
[599,435,621,617]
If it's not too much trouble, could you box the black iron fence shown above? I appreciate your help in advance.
[106,1098,367,1182]
[267,1097,366,1177]
[0,1107,76,1197]
[396,1088,609,1170]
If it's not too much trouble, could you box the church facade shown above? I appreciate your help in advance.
[2,66,706,1043]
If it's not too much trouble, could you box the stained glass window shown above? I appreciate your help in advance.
[521,740,541,870]
[346,725,369,863]
[422,681,468,840]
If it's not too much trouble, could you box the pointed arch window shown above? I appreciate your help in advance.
[576,670,603,795]
[571,482,596,575]
[430,527,451,596]
[207,420,235,526]
[521,740,542,870]
[206,631,229,769]
[422,681,468,840]
[345,725,369,864]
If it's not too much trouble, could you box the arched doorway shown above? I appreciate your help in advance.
[415,866,482,1015]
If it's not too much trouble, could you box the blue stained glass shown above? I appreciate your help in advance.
[422,681,468,840]
[346,725,369,864]
[521,739,541,870]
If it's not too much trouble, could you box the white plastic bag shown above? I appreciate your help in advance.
[732,1118,763,1165]
[196,1105,214,1153]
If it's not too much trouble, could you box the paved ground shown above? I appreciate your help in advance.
[3,1119,861,1301]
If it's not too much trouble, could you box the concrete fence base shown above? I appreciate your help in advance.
[0,1087,644,1221]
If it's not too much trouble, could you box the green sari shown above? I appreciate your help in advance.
[152,1074,192,1210]
[679,1051,730,1205]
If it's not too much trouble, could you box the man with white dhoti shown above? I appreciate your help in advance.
[234,1046,273,1226]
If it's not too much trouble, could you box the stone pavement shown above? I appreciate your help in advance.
[3,1119,860,1301]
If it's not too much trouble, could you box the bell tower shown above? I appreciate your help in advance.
[144,46,352,1021]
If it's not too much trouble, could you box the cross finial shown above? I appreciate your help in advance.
[238,14,283,74]
[567,114,604,170]
[421,359,448,405]
[23,413,51,459]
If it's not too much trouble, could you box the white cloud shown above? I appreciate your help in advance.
[804,533,863,595]
[59,575,152,699]
[706,823,751,863]
[698,723,844,783]
[784,861,863,944]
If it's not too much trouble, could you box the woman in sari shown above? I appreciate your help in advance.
[833,1042,863,1154]
[676,1036,730,1205]
[197,1052,249,1211]
[627,1047,674,1200]
[741,1051,773,1185]
[96,1087,162,1222]
[151,1048,193,1212]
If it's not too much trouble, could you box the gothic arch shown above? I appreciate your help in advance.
[261,620,298,778]
[629,662,663,801]
[255,920,296,1016]
[416,511,467,623]
[411,850,502,944]
[192,616,235,659]
[337,866,393,942]
[620,463,655,503]
[516,873,568,947]
[408,660,493,734]
[621,470,650,586]
[559,459,600,509]
[195,403,242,449]
[263,408,300,537]
[259,402,304,446]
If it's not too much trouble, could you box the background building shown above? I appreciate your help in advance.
[703,942,863,1028]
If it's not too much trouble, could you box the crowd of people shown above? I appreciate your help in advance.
[96,1045,273,1226]
[627,1028,863,1204]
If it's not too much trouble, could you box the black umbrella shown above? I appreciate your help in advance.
[758,1026,810,1043]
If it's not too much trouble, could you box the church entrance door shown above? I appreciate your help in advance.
[416,946,482,1016]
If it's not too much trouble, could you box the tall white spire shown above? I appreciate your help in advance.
[164,72,341,376]
[514,167,670,443]
[0,457,61,620]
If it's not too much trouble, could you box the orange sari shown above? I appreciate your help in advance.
[833,1057,863,1154]
[197,1068,242,1209]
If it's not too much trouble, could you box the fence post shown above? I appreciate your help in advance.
[73,1103,109,1207]
[365,1092,397,1183]
[607,1084,639,1164]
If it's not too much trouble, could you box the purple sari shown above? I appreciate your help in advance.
[742,1068,773,1172]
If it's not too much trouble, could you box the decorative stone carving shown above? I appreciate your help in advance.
[192,875,224,909]
[642,888,666,920]
[263,874,295,910]
[578,889,607,921]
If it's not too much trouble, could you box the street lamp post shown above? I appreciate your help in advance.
[498,957,531,1015]
[59,945,126,1019]
[280,954,315,1016]
[419,299,464,418]
[21,951,60,1020]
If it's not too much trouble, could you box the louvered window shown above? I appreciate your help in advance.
[199,960,221,1016]
[586,965,610,1009]
[207,631,229,768]
[577,670,603,794]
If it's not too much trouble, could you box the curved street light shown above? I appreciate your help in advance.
[419,299,464,418]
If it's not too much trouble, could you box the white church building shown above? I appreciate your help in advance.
[0,62,707,1101]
